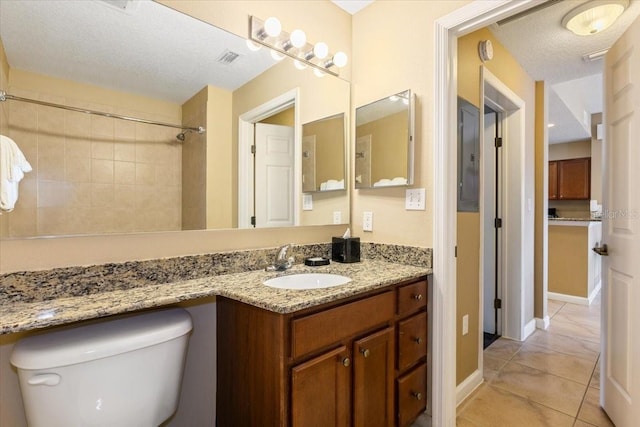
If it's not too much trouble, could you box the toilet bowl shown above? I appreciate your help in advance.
[10,307,193,427]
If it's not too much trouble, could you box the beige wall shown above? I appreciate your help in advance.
[260,107,294,126]
[0,69,183,237]
[456,212,480,384]
[351,0,469,246]
[548,139,591,160]
[0,39,9,238]
[534,81,548,319]
[182,87,208,230]
[456,27,536,384]
[548,225,588,297]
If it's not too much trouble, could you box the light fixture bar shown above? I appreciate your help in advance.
[248,16,343,77]
[582,48,609,62]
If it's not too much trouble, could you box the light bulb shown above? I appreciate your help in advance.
[313,68,326,78]
[290,29,307,48]
[333,51,348,68]
[270,50,285,61]
[294,60,307,70]
[313,42,329,59]
[264,17,281,37]
[246,40,261,52]
[389,95,399,102]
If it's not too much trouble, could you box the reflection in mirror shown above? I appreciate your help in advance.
[355,90,414,189]
[0,0,350,238]
[302,114,346,193]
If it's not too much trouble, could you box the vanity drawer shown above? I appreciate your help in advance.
[291,291,394,358]
[397,279,427,317]
[397,311,427,371]
[397,363,427,427]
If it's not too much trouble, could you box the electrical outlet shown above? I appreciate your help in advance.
[333,211,342,224]
[363,211,373,231]
[462,314,469,335]
[303,194,313,211]
[405,188,426,210]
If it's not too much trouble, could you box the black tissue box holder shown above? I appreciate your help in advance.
[332,237,360,263]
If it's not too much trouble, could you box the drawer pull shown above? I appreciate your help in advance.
[412,391,423,401]
[342,357,351,367]
[413,337,423,344]
[360,348,371,358]
[412,294,423,301]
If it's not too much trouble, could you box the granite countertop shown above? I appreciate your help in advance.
[0,259,431,335]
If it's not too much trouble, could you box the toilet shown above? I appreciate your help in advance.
[10,307,193,427]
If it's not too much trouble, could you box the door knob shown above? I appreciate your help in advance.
[593,243,609,256]
[342,357,351,367]
[411,391,423,401]
[412,293,423,301]
[413,337,423,344]
[360,348,371,358]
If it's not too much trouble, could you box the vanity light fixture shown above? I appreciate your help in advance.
[249,15,348,77]
[562,0,629,36]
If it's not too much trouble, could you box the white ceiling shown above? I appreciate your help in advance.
[489,0,640,144]
[0,0,277,104]
[331,0,374,15]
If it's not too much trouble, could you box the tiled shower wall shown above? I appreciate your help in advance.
[0,84,183,238]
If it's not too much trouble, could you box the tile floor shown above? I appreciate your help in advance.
[456,295,614,427]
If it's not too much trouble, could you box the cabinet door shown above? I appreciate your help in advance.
[558,157,590,199]
[291,346,350,427]
[353,327,395,427]
[549,161,558,200]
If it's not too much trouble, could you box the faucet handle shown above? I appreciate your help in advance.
[276,243,292,260]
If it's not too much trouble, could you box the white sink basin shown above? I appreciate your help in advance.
[264,273,352,290]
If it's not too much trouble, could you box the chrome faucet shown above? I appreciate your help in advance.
[266,244,294,271]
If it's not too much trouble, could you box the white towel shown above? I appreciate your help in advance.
[0,135,32,212]
[320,179,345,191]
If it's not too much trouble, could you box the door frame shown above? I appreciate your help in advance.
[433,1,538,425]
[238,88,301,228]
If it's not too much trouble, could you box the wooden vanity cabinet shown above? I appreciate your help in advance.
[216,275,429,427]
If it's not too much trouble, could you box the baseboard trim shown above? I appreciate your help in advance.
[548,292,589,306]
[523,318,536,340]
[456,369,483,406]
[588,280,602,305]
[535,316,550,330]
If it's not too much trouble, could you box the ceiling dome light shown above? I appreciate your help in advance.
[264,17,282,37]
[290,29,307,48]
[562,0,629,36]
[333,51,348,68]
[313,42,329,59]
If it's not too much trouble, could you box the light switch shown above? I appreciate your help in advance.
[363,211,373,231]
[303,194,313,211]
[333,211,342,224]
[462,314,469,335]
[406,188,426,210]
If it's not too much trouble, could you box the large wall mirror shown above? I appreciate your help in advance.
[0,0,350,238]
[355,89,414,189]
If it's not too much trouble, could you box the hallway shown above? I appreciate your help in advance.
[456,296,613,426]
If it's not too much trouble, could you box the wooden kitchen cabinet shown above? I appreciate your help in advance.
[216,275,430,427]
[549,158,590,200]
[549,161,558,200]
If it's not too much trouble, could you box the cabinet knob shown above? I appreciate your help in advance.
[413,337,423,344]
[360,348,371,358]
[412,294,423,301]
[342,357,351,367]
[412,391,423,401]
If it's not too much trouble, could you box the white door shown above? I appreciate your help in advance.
[601,16,640,427]
[254,123,295,228]
[482,110,498,334]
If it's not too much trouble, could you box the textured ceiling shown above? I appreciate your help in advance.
[489,0,640,144]
[0,0,277,104]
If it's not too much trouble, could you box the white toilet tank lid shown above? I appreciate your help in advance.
[10,307,192,370]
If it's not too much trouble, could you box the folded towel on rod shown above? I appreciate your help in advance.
[0,134,33,212]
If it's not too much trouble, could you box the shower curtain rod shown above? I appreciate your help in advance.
[0,90,205,135]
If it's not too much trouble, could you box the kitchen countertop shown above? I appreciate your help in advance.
[0,260,431,335]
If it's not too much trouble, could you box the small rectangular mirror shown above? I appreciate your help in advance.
[355,89,414,189]
[302,113,346,192]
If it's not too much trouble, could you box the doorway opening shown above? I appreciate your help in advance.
[238,89,301,229]
[482,104,503,350]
